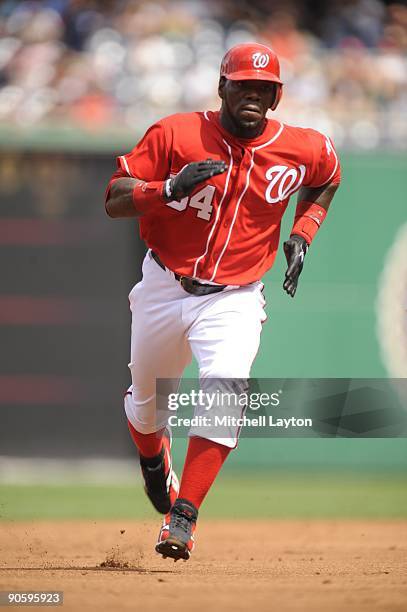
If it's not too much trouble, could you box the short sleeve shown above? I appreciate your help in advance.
[306,130,341,188]
[116,121,170,181]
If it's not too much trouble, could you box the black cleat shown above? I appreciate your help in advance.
[155,499,198,561]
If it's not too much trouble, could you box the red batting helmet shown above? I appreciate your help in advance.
[220,43,283,110]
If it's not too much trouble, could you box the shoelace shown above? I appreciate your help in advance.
[171,510,194,531]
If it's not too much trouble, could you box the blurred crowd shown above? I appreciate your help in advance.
[0,0,406,149]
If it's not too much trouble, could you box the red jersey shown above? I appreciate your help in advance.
[114,111,340,285]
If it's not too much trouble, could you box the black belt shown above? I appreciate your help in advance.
[150,251,227,296]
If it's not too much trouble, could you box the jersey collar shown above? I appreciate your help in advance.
[208,110,282,149]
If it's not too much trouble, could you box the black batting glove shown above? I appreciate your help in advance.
[283,234,308,298]
[164,159,228,200]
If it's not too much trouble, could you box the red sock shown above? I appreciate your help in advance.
[127,420,164,458]
[178,436,231,509]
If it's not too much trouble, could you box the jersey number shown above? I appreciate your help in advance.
[165,185,215,221]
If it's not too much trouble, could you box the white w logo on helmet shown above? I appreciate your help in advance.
[252,52,269,69]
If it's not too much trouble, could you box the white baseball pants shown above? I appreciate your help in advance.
[124,251,266,448]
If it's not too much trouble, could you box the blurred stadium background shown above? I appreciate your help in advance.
[0,0,406,521]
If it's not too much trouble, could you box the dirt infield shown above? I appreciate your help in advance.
[1,520,406,611]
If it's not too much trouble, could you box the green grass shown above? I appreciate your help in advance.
[1,473,406,520]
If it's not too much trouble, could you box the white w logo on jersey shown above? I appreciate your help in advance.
[265,164,306,204]
[252,52,269,69]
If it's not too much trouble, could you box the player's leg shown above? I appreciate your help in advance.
[156,282,266,559]
[125,252,192,513]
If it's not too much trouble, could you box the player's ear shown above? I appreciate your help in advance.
[269,84,277,109]
[218,76,226,99]
[270,83,282,111]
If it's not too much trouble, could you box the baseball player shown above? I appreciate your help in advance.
[105,42,341,562]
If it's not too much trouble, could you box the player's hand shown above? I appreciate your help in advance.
[283,234,308,298]
[165,159,228,200]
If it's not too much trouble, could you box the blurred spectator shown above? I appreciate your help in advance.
[0,0,406,149]
[320,0,386,49]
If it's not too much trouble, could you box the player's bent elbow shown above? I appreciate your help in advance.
[105,197,116,218]
[105,196,126,218]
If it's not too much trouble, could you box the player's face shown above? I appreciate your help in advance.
[219,78,276,133]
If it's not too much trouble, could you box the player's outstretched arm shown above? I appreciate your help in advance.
[283,181,339,298]
[105,159,227,219]
[296,181,339,213]
[168,159,228,200]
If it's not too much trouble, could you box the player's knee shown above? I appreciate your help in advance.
[124,390,160,433]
